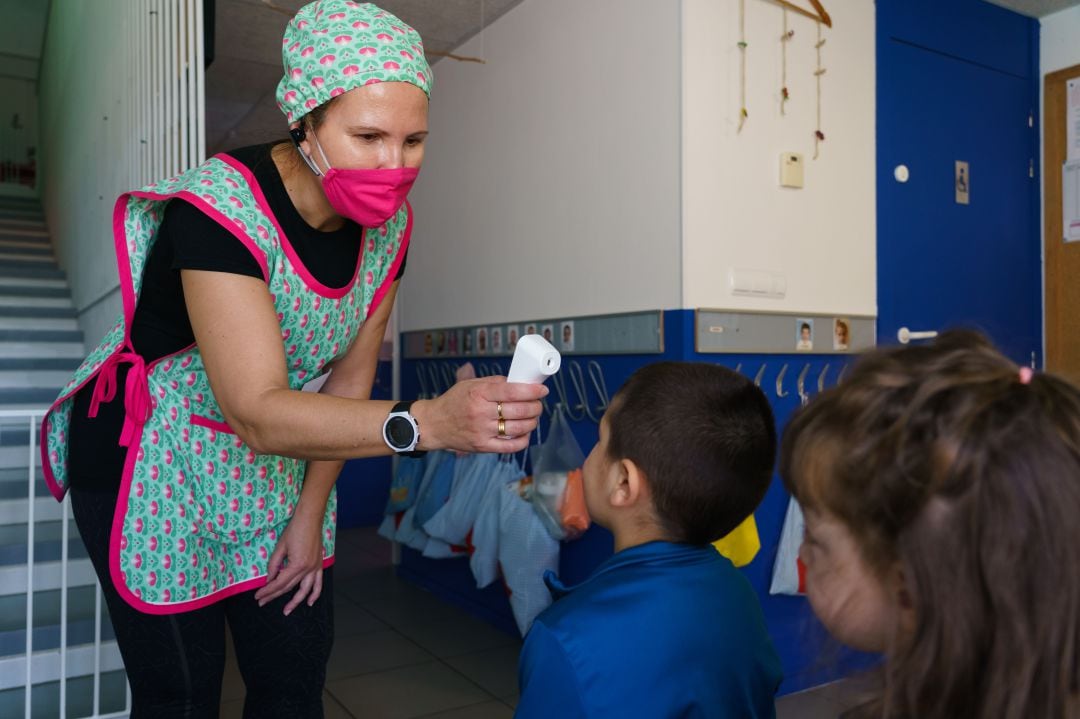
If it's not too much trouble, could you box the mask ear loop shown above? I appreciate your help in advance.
[289,125,324,177]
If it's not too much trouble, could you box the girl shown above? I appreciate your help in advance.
[780,330,1080,718]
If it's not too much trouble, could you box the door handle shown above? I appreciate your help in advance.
[897,327,938,344]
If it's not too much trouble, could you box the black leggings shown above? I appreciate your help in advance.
[71,488,335,719]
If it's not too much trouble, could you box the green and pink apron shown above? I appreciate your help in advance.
[40,153,410,614]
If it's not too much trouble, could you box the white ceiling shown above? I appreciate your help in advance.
[206,0,523,153]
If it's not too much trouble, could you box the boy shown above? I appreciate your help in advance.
[516,362,782,718]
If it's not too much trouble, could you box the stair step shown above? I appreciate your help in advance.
[0,428,31,447]
[0,266,65,281]
[0,388,63,405]
[0,369,75,387]
[0,533,88,569]
[0,241,50,255]
[0,495,65,524]
[0,306,76,319]
[0,330,82,343]
[0,642,125,694]
[0,467,50,501]
[0,236,50,250]
[0,557,96,596]
[0,358,80,371]
[0,276,67,290]
[0,298,75,311]
[0,342,84,358]
[0,287,70,300]
[0,253,56,266]
[0,621,118,663]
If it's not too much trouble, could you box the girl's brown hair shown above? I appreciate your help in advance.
[780,330,1080,719]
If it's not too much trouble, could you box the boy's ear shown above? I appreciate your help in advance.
[610,458,648,509]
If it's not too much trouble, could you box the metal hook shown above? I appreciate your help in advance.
[776,364,790,398]
[797,363,810,406]
[587,361,610,415]
[550,371,579,420]
[441,363,456,393]
[427,363,442,397]
[837,364,849,384]
[817,363,830,393]
[415,364,430,399]
[568,361,601,423]
[734,363,743,375]
[754,363,767,387]
[489,360,505,377]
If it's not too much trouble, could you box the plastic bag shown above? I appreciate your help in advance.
[712,513,761,568]
[413,452,456,527]
[384,455,425,514]
[498,480,561,635]
[529,407,588,540]
[423,453,500,544]
[769,497,807,595]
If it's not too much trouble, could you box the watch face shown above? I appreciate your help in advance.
[385,415,416,449]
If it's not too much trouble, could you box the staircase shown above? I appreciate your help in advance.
[0,195,129,718]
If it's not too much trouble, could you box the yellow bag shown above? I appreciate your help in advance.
[712,514,760,567]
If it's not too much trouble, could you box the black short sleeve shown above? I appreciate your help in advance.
[165,199,264,278]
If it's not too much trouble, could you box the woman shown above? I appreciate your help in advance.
[40,2,545,717]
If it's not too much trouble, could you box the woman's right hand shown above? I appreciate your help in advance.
[413,376,547,454]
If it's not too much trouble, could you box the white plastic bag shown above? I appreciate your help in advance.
[769,496,807,595]
[498,480,561,636]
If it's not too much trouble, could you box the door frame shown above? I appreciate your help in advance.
[1043,63,1080,381]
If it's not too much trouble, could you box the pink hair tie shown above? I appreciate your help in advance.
[1019,367,1034,385]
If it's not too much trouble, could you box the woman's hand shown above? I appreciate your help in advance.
[254,501,326,615]
[413,375,548,454]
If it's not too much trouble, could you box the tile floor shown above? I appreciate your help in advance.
[218,526,862,719]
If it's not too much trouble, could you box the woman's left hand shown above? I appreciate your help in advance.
[254,502,325,615]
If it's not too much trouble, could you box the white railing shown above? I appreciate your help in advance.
[0,409,130,719]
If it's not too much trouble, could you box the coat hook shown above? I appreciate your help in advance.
[817,363,830,393]
[754,363,767,387]
[427,363,442,397]
[734,362,743,375]
[415,364,429,399]
[587,361,610,415]
[797,363,811,405]
[776,364,790,398]
[837,363,849,384]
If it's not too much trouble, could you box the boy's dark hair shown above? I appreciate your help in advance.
[605,362,776,545]
[780,330,1080,719]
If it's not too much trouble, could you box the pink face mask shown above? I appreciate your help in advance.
[310,133,418,228]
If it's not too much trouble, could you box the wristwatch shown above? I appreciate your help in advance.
[382,401,425,456]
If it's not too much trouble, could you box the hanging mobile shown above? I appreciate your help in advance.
[737,0,749,132]
[813,22,827,158]
[780,9,793,116]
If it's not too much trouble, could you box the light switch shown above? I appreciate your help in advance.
[780,152,804,188]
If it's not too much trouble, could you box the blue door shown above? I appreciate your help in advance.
[877,0,1041,363]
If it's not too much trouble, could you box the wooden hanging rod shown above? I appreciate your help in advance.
[765,0,832,28]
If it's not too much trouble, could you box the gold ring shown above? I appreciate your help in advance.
[498,418,507,437]
[497,402,504,421]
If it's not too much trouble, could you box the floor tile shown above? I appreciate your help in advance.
[327,661,492,719]
[359,586,474,627]
[327,629,436,680]
[220,691,354,718]
[443,644,522,698]
[394,613,520,658]
[416,699,514,718]
[335,593,390,637]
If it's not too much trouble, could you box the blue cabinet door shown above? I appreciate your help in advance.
[877,1,1041,363]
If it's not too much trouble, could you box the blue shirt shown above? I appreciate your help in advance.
[516,541,782,719]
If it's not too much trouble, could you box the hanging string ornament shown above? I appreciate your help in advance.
[780,9,793,115]
[813,21,827,158]
[737,0,748,132]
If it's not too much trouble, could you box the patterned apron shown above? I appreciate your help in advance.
[40,153,410,613]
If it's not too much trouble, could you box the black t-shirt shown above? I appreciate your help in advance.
[68,143,406,491]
